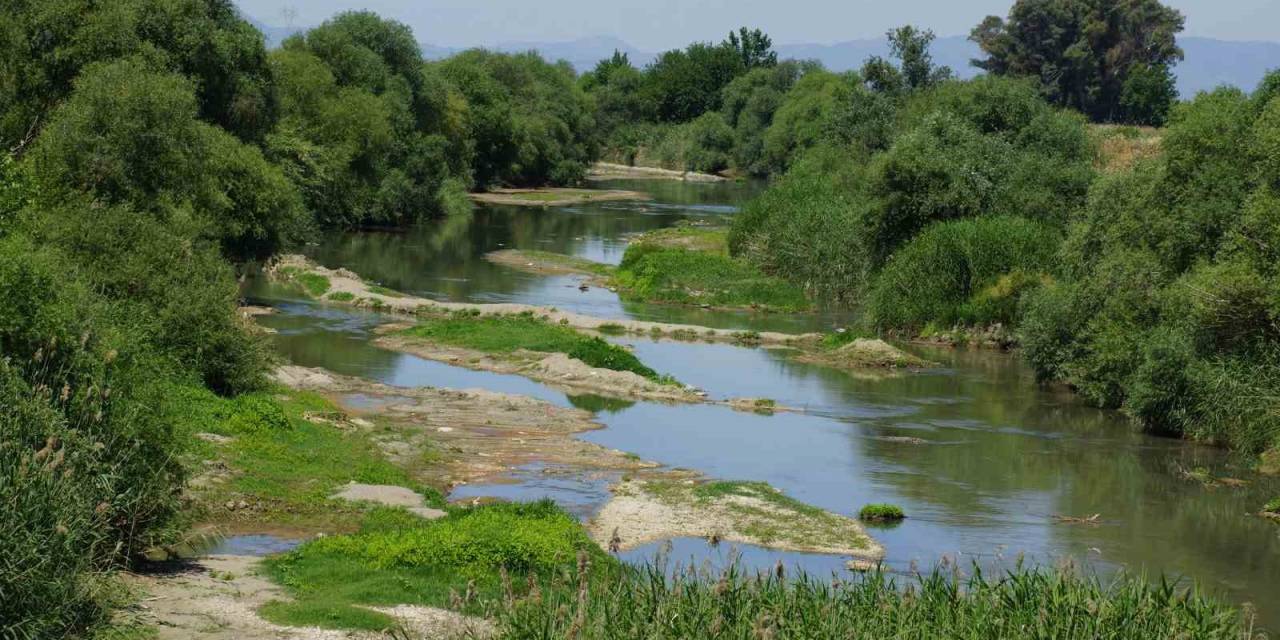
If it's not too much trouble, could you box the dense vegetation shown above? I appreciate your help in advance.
[725,2,1280,463]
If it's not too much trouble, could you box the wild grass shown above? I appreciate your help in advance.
[615,244,811,312]
[326,291,355,302]
[367,284,405,298]
[1264,497,1280,515]
[495,560,1254,640]
[399,313,672,383]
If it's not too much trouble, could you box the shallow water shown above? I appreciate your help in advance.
[245,178,1280,627]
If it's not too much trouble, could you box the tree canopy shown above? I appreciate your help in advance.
[970,0,1184,125]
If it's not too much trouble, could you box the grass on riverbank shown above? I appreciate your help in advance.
[174,385,444,532]
[256,498,1252,638]
[260,500,610,631]
[399,312,674,383]
[497,559,1253,640]
[615,228,812,313]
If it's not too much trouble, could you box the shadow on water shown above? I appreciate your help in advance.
[243,179,1280,628]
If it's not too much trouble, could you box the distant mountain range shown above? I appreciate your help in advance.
[248,17,1280,97]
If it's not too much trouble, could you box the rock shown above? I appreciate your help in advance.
[846,560,879,572]
[224,500,237,511]
[195,432,234,445]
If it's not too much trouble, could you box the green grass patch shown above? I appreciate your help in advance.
[629,226,729,254]
[367,284,405,298]
[295,273,331,298]
[261,501,612,629]
[326,291,354,302]
[399,313,674,383]
[859,503,906,522]
[171,386,443,528]
[615,244,811,312]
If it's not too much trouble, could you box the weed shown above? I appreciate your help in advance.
[367,285,405,298]
[295,273,331,298]
[596,323,627,336]
[327,291,355,302]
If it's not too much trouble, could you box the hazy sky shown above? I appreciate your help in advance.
[238,0,1280,49]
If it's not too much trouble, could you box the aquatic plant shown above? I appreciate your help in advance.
[859,503,906,521]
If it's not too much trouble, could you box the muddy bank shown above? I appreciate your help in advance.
[275,366,656,488]
[469,187,649,207]
[590,479,883,559]
[267,255,820,346]
[587,162,727,183]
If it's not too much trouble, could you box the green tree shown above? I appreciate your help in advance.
[1119,63,1178,126]
[0,0,277,147]
[862,26,953,95]
[645,42,744,122]
[970,0,1184,124]
[726,27,778,70]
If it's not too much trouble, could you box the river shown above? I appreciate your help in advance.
[245,178,1280,628]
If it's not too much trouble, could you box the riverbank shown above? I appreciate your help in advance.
[469,187,650,207]
[587,161,727,183]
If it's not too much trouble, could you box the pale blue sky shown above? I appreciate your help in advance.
[238,0,1279,49]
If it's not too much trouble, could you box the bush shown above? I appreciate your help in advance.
[858,504,906,521]
[867,216,1059,330]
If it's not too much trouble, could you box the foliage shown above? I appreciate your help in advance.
[971,0,1184,125]
[645,42,745,123]
[0,0,277,147]
[440,50,596,187]
[400,313,668,381]
[858,504,906,521]
[862,26,953,95]
[30,58,305,260]
[1019,84,1280,453]
[867,217,1059,331]
[761,71,862,175]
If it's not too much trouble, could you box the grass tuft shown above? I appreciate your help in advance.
[859,503,906,522]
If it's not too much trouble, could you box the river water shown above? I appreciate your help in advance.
[246,179,1280,627]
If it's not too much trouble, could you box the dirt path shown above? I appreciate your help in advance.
[125,555,488,640]
[269,255,819,346]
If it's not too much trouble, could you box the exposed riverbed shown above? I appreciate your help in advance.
[244,179,1280,629]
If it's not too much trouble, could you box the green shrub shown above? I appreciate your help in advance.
[858,504,906,521]
[867,216,1059,331]
[1264,498,1280,514]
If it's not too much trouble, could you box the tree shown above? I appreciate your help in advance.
[645,42,744,122]
[862,26,952,95]
[726,27,778,70]
[970,0,1185,124]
